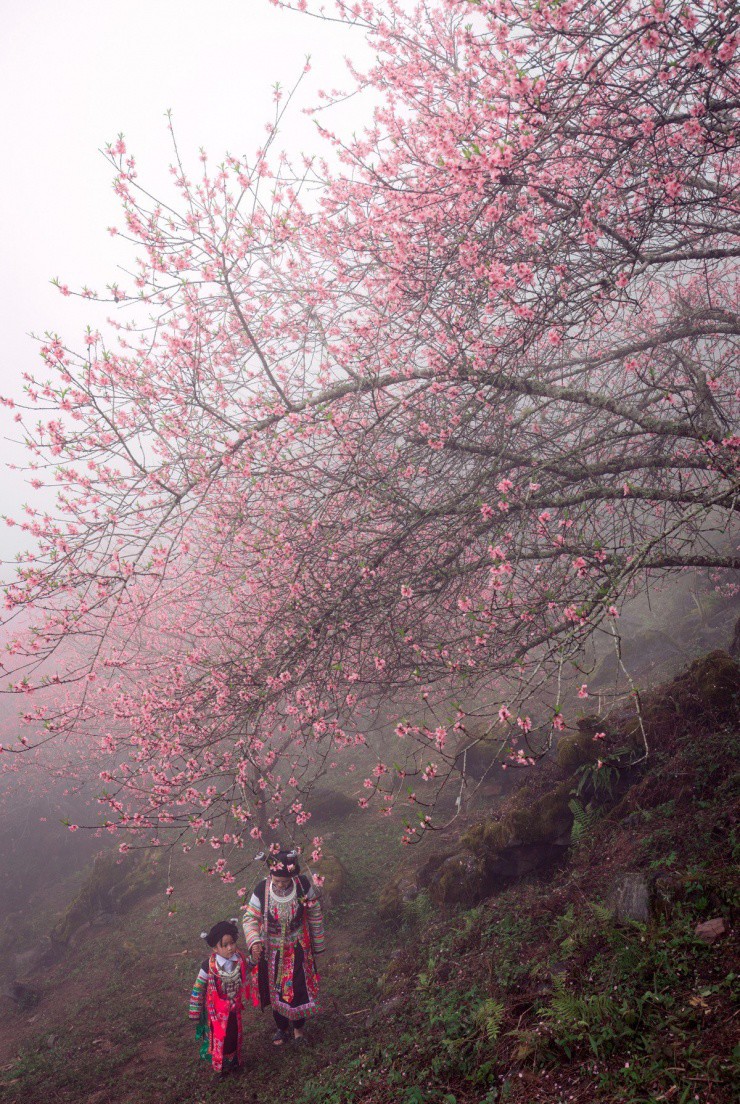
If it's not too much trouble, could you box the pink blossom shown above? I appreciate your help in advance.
[0,0,732,863]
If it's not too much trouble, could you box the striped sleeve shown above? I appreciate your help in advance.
[242,893,263,951]
[188,968,208,1019]
[306,897,326,955]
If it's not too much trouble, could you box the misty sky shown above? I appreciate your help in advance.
[0,0,365,571]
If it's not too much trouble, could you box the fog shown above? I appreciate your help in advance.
[0,0,369,565]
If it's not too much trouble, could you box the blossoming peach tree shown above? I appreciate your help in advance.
[1,0,737,875]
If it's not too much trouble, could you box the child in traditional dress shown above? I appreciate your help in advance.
[188,919,253,1077]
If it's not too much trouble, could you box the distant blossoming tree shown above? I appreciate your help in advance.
[2,0,737,865]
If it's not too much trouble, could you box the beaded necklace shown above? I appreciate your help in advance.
[212,953,242,1001]
[268,877,298,990]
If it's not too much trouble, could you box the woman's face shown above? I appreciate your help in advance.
[271,874,292,892]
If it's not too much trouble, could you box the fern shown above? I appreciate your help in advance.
[552,903,576,942]
[588,901,613,925]
[473,998,505,1044]
[569,798,599,844]
[544,976,615,1032]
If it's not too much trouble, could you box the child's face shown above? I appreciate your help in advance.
[215,933,238,958]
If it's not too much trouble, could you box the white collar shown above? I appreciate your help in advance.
[215,952,239,968]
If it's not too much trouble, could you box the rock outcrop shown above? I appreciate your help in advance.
[407,652,740,909]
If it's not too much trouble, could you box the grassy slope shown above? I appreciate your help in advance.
[0,806,408,1104]
[1,656,738,1104]
[329,725,739,1104]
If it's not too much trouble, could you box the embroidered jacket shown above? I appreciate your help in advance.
[242,874,325,1021]
[188,950,253,1072]
[242,874,325,955]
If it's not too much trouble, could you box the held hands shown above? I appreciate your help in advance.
[250,942,264,964]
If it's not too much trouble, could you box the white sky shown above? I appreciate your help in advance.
[0,0,368,567]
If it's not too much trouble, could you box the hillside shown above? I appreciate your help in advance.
[0,647,737,1104]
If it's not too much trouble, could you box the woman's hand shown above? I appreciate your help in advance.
[250,942,264,964]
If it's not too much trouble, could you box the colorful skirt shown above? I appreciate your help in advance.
[258,938,320,1021]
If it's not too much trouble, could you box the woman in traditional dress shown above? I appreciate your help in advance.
[242,849,325,1046]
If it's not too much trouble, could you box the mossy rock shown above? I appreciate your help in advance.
[50,849,160,945]
[416,851,453,889]
[427,852,485,907]
[658,650,739,717]
[377,874,419,920]
[111,853,161,912]
[626,650,740,749]
[460,819,514,864]
[556,729,601,773]
[509,782,573,846]
[314,851,346,909]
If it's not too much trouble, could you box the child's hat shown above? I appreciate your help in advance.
[203,919,239,947]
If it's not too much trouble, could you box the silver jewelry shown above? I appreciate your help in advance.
[269,878,297,907]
